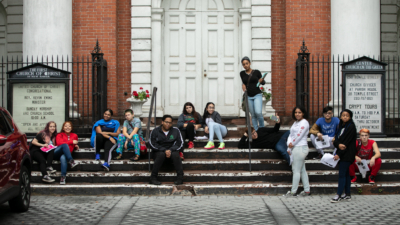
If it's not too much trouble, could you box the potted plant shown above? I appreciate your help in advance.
[126,87,151,118]
[260,87,272,116]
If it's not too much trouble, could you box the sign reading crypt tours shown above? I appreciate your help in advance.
[342,56,387,136]
[7,63,70,135]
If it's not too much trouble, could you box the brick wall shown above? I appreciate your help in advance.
[72,0,118,116]
[117,0,132,116]
[271,0,331,117]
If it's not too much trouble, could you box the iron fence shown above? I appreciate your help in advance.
[296,42,400,136]
[0,42,108,136]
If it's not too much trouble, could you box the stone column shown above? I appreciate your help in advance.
[331,0,380,115]
[238,7,251,117]
[151,8,164,116]
[23,0,75,117]
[23,0,72,59]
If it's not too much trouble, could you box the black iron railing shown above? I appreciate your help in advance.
[244,91,252,172]
[296,53,400,136]
[145,87,158,172]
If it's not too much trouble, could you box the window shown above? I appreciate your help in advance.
[0,111,12,135]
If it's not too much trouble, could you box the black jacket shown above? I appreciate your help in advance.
[149,126,183,152]
[238,123,285,149]
[333,121,357,162]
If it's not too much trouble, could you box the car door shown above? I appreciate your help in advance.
[0,110,14,192]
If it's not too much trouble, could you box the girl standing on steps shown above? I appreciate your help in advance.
[55,121,80,185]
[285,106,311,197]
[177,102,203,160]
[90,109,121,172]
[331,109,357,203]
[202,102,227,150]
[240,56,265,131]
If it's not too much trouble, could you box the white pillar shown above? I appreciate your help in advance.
[331,0,380,115]
[151,8,164,116]
[23,0,72,59]
[23,0,75,117]
[239,8,252,60]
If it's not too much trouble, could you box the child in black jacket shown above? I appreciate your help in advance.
[331,109,357,203]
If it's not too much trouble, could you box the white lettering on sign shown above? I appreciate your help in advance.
[346,74,382,133]
[12,83,65,133]
[15,68,62,78]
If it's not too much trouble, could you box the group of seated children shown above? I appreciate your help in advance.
[31,104,383,196]
[30,121,79,185]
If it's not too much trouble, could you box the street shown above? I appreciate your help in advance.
[1,195,399,224]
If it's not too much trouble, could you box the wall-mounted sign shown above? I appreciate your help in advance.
[7,63,70,136]
[342,57,387,137]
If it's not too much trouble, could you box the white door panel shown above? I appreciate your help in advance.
[164,0,239,116]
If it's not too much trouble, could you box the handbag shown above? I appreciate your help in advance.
[241,70,254,112]
[127,121,147,155]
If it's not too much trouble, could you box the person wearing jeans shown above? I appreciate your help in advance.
[202,102,227,150]
[331,109,357,203]
[55,121,80,184]
[285,106,310,197]
[237,114,291,165]
[240,56,265,131]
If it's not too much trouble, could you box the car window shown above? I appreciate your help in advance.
[3,111,14,130]
[0,111,12,135]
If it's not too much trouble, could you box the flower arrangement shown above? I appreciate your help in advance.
[260,86,272,101]
[132,87,150,101]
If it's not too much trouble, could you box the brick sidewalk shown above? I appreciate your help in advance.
[1,195,399,224]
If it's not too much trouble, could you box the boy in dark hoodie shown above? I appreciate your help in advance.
[331,109,357,203]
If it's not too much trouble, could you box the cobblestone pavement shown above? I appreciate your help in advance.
[1,195,400,225]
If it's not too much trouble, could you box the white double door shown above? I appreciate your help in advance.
[164,5,239,116]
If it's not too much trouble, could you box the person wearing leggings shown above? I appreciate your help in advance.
[90,109,121,171]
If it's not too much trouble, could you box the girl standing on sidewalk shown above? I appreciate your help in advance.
[202,102,227,150]
[240,56,265,131]
[331,109,357,203]
[285,106,311,197]
[177,102,203,160]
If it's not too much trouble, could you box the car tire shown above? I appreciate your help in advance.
[8,166,31,212]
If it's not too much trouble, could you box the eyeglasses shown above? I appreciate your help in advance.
[163,121,172,124]
[324,112,333,115]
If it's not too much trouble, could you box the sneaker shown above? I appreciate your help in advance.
[42,175,55,183]
[179,152,184,161]
[60,176,66,185]
[188,141,194,149]
[369,175,375,184]
[331,195,341,203]
[351,176,357,183]
[298,191,311,197]
[46,166,56,175]
[341,193,351,201]
[149,178,161,185]
[113,154,122,160]
[204,141,214,150]
[218,143,225,150]
[174,179,183,185]
[313,154,323,160]
[102,162,110,172]
[283,191,297,197]
[69,160,79,169]
[95,153,100,161]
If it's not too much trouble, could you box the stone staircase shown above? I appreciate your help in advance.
[30,125,400,196]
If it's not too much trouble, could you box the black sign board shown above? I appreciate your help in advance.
[7,63,70,136]
[341,57,387,137]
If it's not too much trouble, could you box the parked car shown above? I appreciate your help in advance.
[0,107,31,212]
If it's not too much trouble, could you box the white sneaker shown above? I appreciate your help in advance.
[299,191,311,197]
[331,195,341,203]
[283,191,297,197]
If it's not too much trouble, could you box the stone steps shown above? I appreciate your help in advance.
[31,169,400,183]
[31,181,400,196]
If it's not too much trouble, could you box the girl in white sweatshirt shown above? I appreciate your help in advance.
[285,106,310,197]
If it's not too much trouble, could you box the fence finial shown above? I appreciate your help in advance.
[299,39,309,54]
[92,39,102,54]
